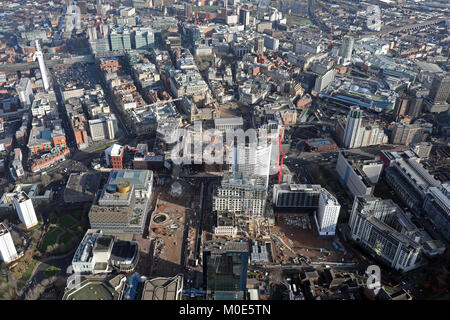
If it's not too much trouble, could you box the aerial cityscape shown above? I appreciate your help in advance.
[0,0,449,305]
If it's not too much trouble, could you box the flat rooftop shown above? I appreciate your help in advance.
[141,275,183,300]
[63,280,119,300]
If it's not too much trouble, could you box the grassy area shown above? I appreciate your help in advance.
[41,228,64,251]
[71,209,84,219]
[286,16,312,26]
[44,266,61,277]
[193,5,220,13]
[93,141,116,152]
[29,222,43,231]
[58,215,77,228]
[59,232,72,245]
[21,259,38,281]
[0,276,7,284]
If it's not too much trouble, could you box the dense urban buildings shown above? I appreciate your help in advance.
[0,0,448,304]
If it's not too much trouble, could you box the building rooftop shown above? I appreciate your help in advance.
[141,275,183,300]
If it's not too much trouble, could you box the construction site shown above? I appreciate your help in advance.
[148,179,201,278]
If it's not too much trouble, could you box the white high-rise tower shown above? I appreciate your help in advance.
[13,192,38,229]
[343,106,363,149]
[0,223,18,263]
[34,40,50,92]
[315,189,341,236]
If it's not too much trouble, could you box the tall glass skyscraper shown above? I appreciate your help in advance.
[202,240,249,300]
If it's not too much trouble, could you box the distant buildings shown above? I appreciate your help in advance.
[12,191,38,229]
[0,223,18,263]
[425,73,450,113]
[349,196,423,271]
[338,36,354,65]
[341,107,388,149]
[203,240,249,300]
[390,122,431,146]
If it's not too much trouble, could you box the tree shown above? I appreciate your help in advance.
[52,173,63,182]
[41,174,51,187]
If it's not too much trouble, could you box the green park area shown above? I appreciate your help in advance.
[21,259,38,282]
[44,266,61,277]
[41,228,64,251]
[286,16,313,26]
[193,5,220,13]
[94,141,117,152]
[58,215,77,228]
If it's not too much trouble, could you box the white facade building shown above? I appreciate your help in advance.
[315,190,341,236]
[13,192,38,229]
[0,223,18,263]
[343,107,363,149]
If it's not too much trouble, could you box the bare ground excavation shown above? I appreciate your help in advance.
[272,219,355,264]
[149,179,200,278]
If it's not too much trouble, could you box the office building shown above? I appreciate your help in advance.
[390,122,431,146]
[393,94,424,120]
[315,189,341,236]
[349,196,422,272]
[89,115,118,142]
[214,117,244,132]
[185,3,193,19]
[428,73,450,105]
[255,37,264,55]
[425,73,450,113]
[213,171,267,218]
[423,184,450,242]
[273,184,340,235]
[272,184,321,209]
[203,240,249,300]
[264,36,279,51]
[384,152,440,213]
[141,275,183,300]
[105,144,125,169]
[132,27,155,50]
[342,107,363,149]
[338,36,354,65]
[109,26,132,51]
[335,152,383,198]
[88,170,153,234]
[234,143,272,184]
[12,192,38,229]
[0,223,18,263]
[16,78,33,107]
[239,9,250,28]
[314,69,335,92]
[410,142,432,159]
